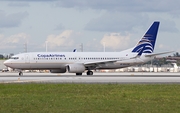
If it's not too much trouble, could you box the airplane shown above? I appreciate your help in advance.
[4,21,172,76]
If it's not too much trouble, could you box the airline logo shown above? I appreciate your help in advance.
[132,21,159,54]
[37,54,65,57]
[132,34,154,53]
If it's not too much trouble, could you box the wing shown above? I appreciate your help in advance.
[84,57,135,67]
[84,50,174,68]
[84,47,145,67]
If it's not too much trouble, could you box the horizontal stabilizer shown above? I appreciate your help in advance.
[145,51,174,57]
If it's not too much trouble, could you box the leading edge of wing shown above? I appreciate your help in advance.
[84,59,117,66]
[84,47,146,66]
[84,57,135,66]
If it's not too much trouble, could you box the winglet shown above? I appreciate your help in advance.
[73,49,77,52]
[137,46,145,56]
[131,46,145,59]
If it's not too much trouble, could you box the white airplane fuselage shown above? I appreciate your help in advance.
[4,50,152,70]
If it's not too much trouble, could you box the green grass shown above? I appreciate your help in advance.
[0,84,180,113]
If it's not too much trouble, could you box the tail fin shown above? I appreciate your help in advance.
[132,21,160,54]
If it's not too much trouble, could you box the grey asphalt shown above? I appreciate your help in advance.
[0,72,180,84]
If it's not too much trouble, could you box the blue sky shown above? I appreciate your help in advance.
[0,0,180,55]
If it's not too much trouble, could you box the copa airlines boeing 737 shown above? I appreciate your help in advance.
[4,21,171,76]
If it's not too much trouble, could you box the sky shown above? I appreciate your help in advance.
[0,0,180,55]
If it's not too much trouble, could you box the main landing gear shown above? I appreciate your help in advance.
[19,71,23,76]
[76,71,93,76]
[76,73,82,75]
[87,71,93,75]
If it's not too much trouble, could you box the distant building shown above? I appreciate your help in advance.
[8,53,14,58]
[0,60,6,70]
[0,54,4,59]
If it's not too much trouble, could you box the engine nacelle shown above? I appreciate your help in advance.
[67,64,85,73]
[50,68,66,73]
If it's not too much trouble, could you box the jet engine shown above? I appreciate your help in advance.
[67,64,85,73]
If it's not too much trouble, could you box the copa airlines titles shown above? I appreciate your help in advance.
[37,54,65,57]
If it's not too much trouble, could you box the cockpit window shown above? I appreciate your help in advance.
[10,57,19,60]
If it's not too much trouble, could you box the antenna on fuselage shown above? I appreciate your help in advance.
[45,41,48,52]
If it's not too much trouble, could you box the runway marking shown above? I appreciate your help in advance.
[1,78,54,83]
[1,72,180,84]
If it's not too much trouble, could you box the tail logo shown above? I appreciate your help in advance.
[132,35,154,53]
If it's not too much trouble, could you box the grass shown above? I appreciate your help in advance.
[0,84,180,113]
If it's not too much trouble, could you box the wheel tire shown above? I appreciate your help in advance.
[19,72,23,76]
[87,71,93,75]
[76,73,82,76]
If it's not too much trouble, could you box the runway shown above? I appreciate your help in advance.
[1,72,180,84]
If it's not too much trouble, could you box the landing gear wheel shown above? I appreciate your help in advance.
[87,71,93,75]
[76,73,82,76]
[19,72,23,76]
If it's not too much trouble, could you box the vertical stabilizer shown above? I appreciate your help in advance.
[132,21,160,54]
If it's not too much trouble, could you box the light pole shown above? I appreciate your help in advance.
[103,42,106,52]
[80,43,83,52]
[46,41,48,52]
[24,42,27,53]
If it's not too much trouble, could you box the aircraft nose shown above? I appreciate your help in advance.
[4,60,11,67]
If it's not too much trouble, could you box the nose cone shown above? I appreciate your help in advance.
[4,60,11,67]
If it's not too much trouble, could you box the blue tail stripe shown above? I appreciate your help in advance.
[132,21,160,53]
[137,46,145,56]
